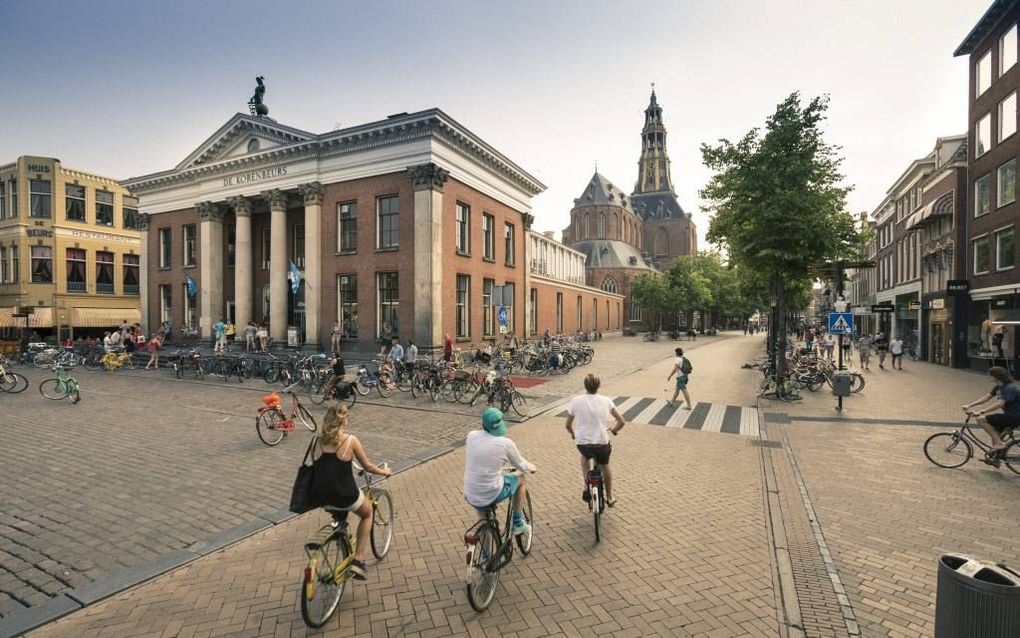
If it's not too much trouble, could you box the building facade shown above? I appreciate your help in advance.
[0,156,141,339]
[956,0,1020,371]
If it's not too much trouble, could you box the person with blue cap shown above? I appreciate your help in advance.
[463,407,536,535]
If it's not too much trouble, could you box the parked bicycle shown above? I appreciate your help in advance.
[255,391,317,446]
[39,365,81,404]
[923,415,1019,474]
[0,355,28,393]
[300,460,394,627]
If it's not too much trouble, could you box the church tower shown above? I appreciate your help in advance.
[634,88,674,195]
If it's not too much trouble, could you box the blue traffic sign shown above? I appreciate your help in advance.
[828,312,854,335]
[498,305,508,326]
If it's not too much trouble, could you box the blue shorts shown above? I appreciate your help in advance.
[675,374,689,390]
[476,473,519,513]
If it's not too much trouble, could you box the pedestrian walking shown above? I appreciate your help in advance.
[225,320,236,346]
[258,323,269,352]
[145,334,161,370]
[213,319,227,352]
[822,333,835,361]
[890,336,905,370]
[875,332,889,369]
[443,333,453,362]
[245,321,256,351]
[666,347,693,409]
[331,321,343,354]
[804,328,815,353]
[858,334,872,371]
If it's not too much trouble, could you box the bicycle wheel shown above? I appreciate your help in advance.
[440,379,459,403]
[301,533,348,628]
[174,362,184,379]
[370,489,395,560]
[297,404,317,432]
[515,491,533,556]
[376,376,393,398]
[341,386,357,409]
[466,524,501,612]
[256,408,287,446]
[263,365,279,384]
[311,387,330,405]
[39,378,69,400]
[1002,439,1020,475]
[850,373,865,393]
[923,432,972,468]
[508,391,529,418]
[83,355,101,371]
[395,371,412,393]
[354,374,371,396]
[591,483,602,543]
[70,387,81,404]
[1,372,28,393]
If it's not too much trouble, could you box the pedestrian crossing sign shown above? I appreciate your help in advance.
[828,312,854,335]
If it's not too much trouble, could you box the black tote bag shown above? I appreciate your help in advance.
[289,436,319,514]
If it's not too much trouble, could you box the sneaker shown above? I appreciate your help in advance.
[511,520,531,536]
[349,559,367,581]
[581,488,591,503]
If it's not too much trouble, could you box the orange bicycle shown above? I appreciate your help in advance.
[256,391,317,446]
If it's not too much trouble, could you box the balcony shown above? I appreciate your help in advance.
[124,284,139,295]
[67,281,86,293]
[97,282,115,294]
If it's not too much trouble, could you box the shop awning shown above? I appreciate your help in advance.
[906,191,955,231]
[0,306,54,328]
[71,307,141,328]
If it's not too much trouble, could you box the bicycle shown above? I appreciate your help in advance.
[0,355,28,393]
[311,378,358,408]
[586,463,608,543]
[923,415,1019,474]
[39,365,81,404]
[300,460,395,628]
[463,469,534,612]
[99,349,136,372]
[255,391,317,446]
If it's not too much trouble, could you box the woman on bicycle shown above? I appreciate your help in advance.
[310,404,392,580]
[962,366,1020,462]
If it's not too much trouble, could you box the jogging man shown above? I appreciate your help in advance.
[565,374,625,507]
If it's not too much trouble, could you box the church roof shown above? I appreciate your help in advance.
[570,240,655,270]
[631,191,689,221]
[574,172,635,212]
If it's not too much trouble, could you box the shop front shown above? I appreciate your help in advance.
[894,291,920,355]
[924,296,952,366]
[967,294,1016,373]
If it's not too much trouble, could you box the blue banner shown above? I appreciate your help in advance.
[289,261,302,295]
[186,275,197,298]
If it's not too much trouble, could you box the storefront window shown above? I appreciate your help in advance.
[969,299,1016,364]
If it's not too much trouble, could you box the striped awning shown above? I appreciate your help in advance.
[71,307,141,328]
[906,191,955,231]
[0,306,54,328]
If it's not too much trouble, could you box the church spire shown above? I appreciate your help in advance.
[634,86,673,195]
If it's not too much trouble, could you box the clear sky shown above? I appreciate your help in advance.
[0,0,990,245]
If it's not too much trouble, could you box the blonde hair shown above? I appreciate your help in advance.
[320,403,350,447]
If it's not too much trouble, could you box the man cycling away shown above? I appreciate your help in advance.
[565,374,625,507]
[464,408,535,535]
[962,366,1020,466]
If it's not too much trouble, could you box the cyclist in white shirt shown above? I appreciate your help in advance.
[463,408,535,535]
[565,374,625,506]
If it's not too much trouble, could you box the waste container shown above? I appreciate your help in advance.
[935,553,1020,637]
[831,372,852,397]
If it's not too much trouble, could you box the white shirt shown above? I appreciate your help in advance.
[406,344,417,363]
[463,430,535,507]
[567,393,614,445]
[890,339,904,355]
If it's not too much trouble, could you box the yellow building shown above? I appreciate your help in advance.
[0,156,142,340]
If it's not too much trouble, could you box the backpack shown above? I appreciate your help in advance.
[680,357,692,375]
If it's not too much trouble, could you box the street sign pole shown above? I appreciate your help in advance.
[837,333,844,412]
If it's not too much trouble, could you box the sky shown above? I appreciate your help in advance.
[0,0,991,247]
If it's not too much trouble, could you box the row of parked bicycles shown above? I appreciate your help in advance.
[746,349,866,402]
[0,353,82,403]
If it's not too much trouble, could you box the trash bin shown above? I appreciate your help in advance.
[935,553,1020,637]
[831,372,852,397]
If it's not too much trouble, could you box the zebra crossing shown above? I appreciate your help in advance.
[556,396,760,437]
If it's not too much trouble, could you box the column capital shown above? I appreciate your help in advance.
[227,195,253,217]
[136,212,150,231]
[408,162,450,192]
[261,189,288,211]
[299,181,324,206]
[522,212,535,229]
[197,201,224,223]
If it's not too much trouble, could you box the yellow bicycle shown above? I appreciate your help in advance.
[300,462,394,627]
[100,349,136,372]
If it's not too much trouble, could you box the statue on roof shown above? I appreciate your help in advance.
[249,76,269,117]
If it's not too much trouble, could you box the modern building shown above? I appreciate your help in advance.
[0,156,142,340]
[955,0,1020,371]
[122,106,622,350]
[561,90,698,328]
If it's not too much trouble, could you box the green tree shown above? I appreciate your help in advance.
[663,254,713,328]
[630,272,672,332]
[700,93,863,374]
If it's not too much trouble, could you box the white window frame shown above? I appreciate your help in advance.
[974,235,991,275]
[977,49,993,96]
[183,224,197,267]
[482,213,494,260]
[999,92,1017,142]
[996,227,1015,271]
[456,274,470,338]
[1001,24,1018,77]
[976,113,992,157]
[976,173,992,217]
[159,284,173,324]
[455,203,470,254]
[998,160,1016,207]
[337,201,357,253]
[376,196,399,249]
[159,228,172,268]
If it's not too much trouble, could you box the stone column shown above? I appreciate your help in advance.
[522,212,535,337]
[299,182,324,349]
[137,213,151,335]
[408,163,449,349]
[263,189,289,344]
[228,196,253,329]
[197,201,224,339]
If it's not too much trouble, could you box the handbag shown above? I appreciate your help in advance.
[288,436,319,514]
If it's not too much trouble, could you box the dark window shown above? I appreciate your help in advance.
[338,202,357,252]
[556,292,563,333]
[378,272,399,337]
[96,190,114,226]
[294,223,305,269]
[159,228,172,268]
[338,274,358,337]
[456,274,470,337]
[10,180,17,217]
[123,196,139,229]
[159,284,173,324]
[31,245,52,283]
[377,196,399,249]
[0,183,5,219]
[504,222,515,265]
[30,180,51,218]
[482,213,494,260]
[183,224,197,266]
[123,254,140,294]
[483,278,494,336]
[65,184,86,222]
[66,248,86,292]
[456,203,470,254]
[96,251,114,293]
[529,288,537,334]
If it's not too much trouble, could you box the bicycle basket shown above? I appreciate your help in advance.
[261,392,281,408]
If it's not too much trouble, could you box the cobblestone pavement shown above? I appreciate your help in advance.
[31,388,779,638]
[0,335,718,626]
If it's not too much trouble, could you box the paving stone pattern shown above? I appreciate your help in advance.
[32,410,779,638]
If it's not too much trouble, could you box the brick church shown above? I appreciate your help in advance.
[561,89,697,328]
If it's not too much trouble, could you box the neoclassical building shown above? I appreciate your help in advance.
[561,90,698,326]
[124,107,622,349]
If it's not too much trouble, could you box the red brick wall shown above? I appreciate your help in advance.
[531,278,622,336]
[146,207,200,333]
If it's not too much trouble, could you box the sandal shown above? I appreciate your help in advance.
[605,497,617,508]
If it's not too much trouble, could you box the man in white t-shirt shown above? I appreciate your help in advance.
[890,337,905,370]
[463,408,536,535]
[667,347,693,409]
[565,374,625,506]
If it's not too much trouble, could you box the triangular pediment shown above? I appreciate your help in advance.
[175,114,316,170]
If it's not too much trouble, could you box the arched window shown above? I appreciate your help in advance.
[584,213,591,239]
[248,138,260,153]
[600,276,617,294]
[654,229,668,256]
[598,213,606,238]
[612,212,619,239]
